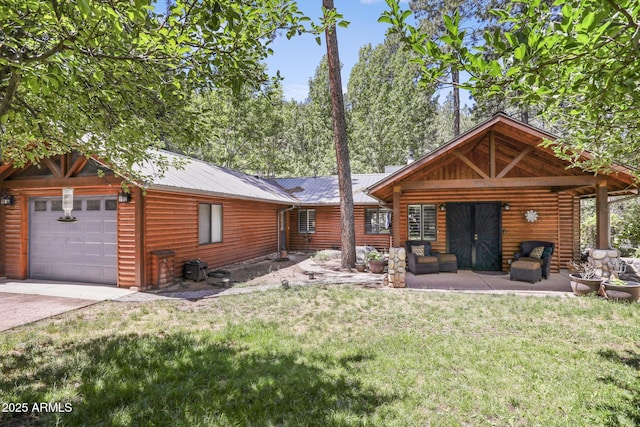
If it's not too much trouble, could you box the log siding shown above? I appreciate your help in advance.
[288,205,392,252]
[396,188,565,273]
[140,190,283,288]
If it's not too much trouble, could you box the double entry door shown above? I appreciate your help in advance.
[446,202,502,271]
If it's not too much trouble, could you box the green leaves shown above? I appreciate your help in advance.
[0,0,308,176]
[381,0,640,178]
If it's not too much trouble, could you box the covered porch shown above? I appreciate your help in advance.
[404,270,572,294]
[366,113,639,275]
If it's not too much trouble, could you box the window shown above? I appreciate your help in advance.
[365,208,392,234]
[87,200,101,211]
[298,209,316,234]
[198,204,223,244]
[408,204,437,241]
[105,199,117,211]
[34,201,47,211]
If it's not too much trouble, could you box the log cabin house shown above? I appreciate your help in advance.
[0,151,301,288]
[0,151,394,288]
[0,113,636,288]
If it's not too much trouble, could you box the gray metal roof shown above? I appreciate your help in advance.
[137,150,298,204]
[273,173,390,205]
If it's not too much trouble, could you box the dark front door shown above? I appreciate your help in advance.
[446,202,502,271]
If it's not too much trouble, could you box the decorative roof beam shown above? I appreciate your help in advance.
[43,158,63,178]
[452,150,490,179]
[2,175,120,189]
[489,131,496,178]
[400,175,598,191]
[0,165,25,181]
[65,157,88,178]
[0,163,11,179]
[497,146,534,178]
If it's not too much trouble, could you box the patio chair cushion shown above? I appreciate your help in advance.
[438,253,458,273]
[405,240,440,275]
[510,260,542,283]
[513,240,555,279]
[515,257,543,265]
[529,246,545,259]
[411,245,426,256]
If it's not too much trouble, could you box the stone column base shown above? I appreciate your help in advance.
[387,247,406,288]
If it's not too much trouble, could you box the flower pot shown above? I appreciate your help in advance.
[569,274,602,296]
[355,263,366,272]
[368,260,386,274]
[602,280,640,302]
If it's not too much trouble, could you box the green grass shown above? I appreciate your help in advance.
[1,285,639,426]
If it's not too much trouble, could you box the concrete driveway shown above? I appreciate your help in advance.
[0,280,136,332]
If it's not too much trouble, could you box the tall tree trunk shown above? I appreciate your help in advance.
[452,67,460,137]
[323,0,356,268]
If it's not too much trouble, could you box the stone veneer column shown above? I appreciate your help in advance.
[589,248,621,279]
[387,247,406,288]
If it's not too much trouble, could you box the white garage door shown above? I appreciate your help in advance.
[29,196,117,285]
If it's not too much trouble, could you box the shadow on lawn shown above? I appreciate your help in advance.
[1,333,393,426]
[597,348,640,426]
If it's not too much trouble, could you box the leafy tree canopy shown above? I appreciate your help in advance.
[381,0,640,179]
[0,0,307,178]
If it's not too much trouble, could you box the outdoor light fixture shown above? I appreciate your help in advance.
[439,204,446,212]
[118,191,131,203]
[57,187,77,222]
[0,193,14,206]
[502,203,510,211]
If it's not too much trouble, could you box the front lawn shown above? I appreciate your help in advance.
[1,285,639,426]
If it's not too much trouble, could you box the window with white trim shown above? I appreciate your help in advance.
[298,209,316,233]
[408,204,437,241]
[365,208,392,234]
[199,204,223,244]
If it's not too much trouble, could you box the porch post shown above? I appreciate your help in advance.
[393,185,401,249]
[596,179,609,249]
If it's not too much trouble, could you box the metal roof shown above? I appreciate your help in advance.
[137,150,298,204]
[273,173,390,205]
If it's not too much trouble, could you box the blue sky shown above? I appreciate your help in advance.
[266,0,408,102]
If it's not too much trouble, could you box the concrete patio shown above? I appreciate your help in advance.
[404,269,574,296]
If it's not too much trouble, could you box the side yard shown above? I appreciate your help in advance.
[1,285,639,426]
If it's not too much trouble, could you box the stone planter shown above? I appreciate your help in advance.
[355,263,366,272]
[569,274,602,296]
[602,280,640,302]
[368,260,386,274]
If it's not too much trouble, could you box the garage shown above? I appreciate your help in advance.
[29,196,117,285]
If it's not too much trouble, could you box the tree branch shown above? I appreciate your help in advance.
[20,37,69,64]
[0,69,21,117]
[605,0,639,31]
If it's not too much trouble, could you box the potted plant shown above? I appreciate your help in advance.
[367,250,387,274]
[567,259,602,296]
[355,256,366,272]
[602,275,640,302]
